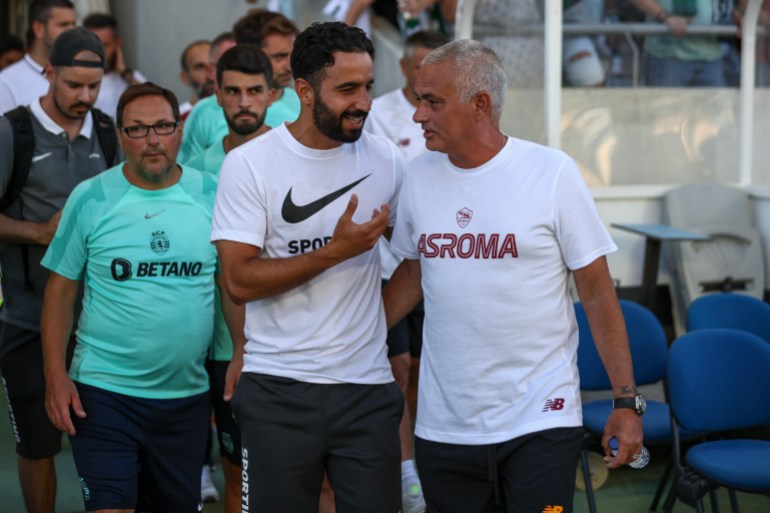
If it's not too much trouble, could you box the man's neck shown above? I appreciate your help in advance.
[39,95,85,141]
[448,130,507,169]
[224,125,271,153]
[402,87,418,108]
[273,87,284,101]
[28,42,49,68]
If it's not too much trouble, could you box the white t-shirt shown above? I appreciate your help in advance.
[94,69,147,120]
[366,88,427,279]
[211,123,404,384]
[390,136,617,445]
[179,101,193,118]
[0,55,48,115]
[365,89,426,164]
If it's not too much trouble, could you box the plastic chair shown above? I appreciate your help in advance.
[575,299,674,513]
[662,183,765,333]
[686,292,770,344]
[664,329,770,513]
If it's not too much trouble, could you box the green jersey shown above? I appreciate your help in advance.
[186,139,234,361]
[42,164,219,399]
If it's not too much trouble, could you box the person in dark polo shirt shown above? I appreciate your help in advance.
[0,27,119,513]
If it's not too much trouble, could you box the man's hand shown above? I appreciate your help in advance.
[325,194,389,261]
[223,353,243,402]
[45,372,86,436]
[602,408,644,469]
[666,15,690,37]
[36,210,62,246]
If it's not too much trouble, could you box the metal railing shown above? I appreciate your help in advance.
[454,0,764,184]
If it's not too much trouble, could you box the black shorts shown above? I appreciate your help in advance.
[70,383,210,513]
[232,372,403,513]
[415,427,584,513]
[206,359,241,465]
[382,280,424,358]
[0,322,72,459]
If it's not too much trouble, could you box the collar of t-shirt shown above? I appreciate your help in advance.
[23,54,44,75]
[30,97,93,139]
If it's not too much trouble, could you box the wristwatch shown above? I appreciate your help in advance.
[613,394,646,416]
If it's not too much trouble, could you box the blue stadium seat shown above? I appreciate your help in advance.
[687,293,770,344]
[664,329,770,513]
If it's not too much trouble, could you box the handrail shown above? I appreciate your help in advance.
[455,0,766,184]
[469,22,747,37]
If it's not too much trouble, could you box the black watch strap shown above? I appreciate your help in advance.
[613,394,645,415]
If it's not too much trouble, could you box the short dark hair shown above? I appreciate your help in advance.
[216,44,273,88]
[0,35,24,56]
[404,30,449,61]
[210,31,236,57]
[28,0,74,45]
[29,0,74,25]
[116,82,181,128]
[233,9,299,47]
[291,22,374,90]
[180,39,210,72]
[83,12,118,32]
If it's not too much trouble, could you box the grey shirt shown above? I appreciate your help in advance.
[0,100,121,332]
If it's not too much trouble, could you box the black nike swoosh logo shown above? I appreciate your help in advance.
[281,174,371,224]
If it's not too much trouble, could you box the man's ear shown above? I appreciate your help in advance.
[32,20,46,43]
[294,77,315,106]
[473,91,493,118]
[44,63,55,84]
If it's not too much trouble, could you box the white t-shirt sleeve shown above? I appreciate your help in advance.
[389,167,418,260]
[211,150,268,248]
[388,143,406,227]
[553,156,617,270]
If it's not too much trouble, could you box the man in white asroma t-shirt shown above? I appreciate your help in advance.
[383,39,644,513]
[211,22,404,513]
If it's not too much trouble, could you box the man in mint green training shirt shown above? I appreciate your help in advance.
[40,82,225,512]
[178,9,301,164]
[186,43,272,513]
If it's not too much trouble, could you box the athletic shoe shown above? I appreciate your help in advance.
[201,465,220,503]
[402,476,426,513]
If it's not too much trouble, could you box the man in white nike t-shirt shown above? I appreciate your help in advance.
[384,39,644,513]
[211,22,405,513]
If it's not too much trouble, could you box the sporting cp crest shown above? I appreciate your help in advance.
[456,207,473,228]
[150,231,170,255]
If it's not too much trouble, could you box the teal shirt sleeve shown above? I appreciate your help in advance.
[265,87,301,128]
[42,179,96,280]
[179,96,228,165]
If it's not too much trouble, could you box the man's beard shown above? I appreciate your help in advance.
[225,109,265,136]
[312,96,367,143]
[53,91,92,120]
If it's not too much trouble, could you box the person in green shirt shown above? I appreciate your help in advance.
[187,44,273,513]
[41,82,231,512]
[179,9,301,164]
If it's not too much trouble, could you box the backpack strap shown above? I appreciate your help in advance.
[90,108,118,166]
[1,106,35,212]
[2,107,37,290]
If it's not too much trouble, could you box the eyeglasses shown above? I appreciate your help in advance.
[120,121,179,139]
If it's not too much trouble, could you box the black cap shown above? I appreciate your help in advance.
[49,27,105,68]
